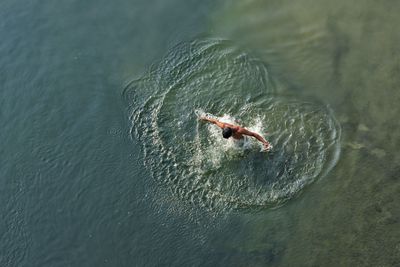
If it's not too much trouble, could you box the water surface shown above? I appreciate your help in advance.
[1,0,399,266]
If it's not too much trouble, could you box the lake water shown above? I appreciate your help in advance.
[1,0,399,266]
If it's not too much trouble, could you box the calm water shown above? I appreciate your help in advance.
[1,0,399,266]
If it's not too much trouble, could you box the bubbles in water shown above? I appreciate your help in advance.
[124,38,340,211]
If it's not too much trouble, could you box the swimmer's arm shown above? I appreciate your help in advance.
[199,117,226,129]
[241,129,271,148]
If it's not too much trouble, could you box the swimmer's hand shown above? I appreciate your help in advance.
[198,115,213,122]
[262,142,272,152]
[198,116,209,123]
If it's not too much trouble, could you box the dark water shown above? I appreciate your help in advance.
[1,0,399,266]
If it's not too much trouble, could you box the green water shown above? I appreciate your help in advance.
[1,0,399,266]
[124,38,341,211]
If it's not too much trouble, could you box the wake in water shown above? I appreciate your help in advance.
[123,38,341,211]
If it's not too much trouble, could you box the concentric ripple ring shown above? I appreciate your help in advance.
[124,38,341,211]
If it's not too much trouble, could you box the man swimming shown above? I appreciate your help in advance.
[199,116,272,151]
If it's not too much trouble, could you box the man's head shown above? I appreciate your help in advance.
[222,127,233,139]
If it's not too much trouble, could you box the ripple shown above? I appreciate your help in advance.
[124,38,340,211]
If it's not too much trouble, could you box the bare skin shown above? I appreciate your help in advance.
[199,116,271,151]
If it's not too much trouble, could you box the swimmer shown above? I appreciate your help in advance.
[199,116,272,151]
